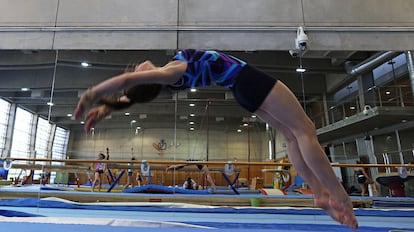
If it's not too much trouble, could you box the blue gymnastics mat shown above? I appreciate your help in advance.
[0,197,414,231]
[123,184,210,194]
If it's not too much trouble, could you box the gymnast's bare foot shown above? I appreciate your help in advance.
[314,191,358,230]
[211,184,217,192]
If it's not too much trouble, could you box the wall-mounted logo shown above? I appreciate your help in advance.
[153,139,167,154]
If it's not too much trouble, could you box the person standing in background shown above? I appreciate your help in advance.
[91,153,106,192]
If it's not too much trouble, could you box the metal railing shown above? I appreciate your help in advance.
[309,85,413,129]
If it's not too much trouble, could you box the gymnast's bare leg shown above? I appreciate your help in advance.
[92,171,102,192]
[257,113,346,224]
[166,164,217,191]
[201,165,216,191]
[254,81,357,229]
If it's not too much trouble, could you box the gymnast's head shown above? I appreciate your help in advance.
[98,153,105,159]
[98,84,163,110]
[124,84,163,103]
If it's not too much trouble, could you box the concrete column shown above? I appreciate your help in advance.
[48,124,57,159]
[30,114,39,159]
[364,136,378,177]
[3,104,16,158]
[328,145,336,162]
[405,51,414,100]
[359,72,376,109]
[357,75,365,109]
[322,93,330,126]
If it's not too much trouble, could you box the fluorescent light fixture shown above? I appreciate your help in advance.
[67,113,73,117]
[80,121,85,124]
[21,87,30,91]
[47,102,54,106]
[124,112,130,116]
[189,103,195,107]
[190,88,197,92]
[349,106,355,110]
[237,129,242,133]
[296,67,306,73]
[81,62,90,67]
[215,117,224,122]
[189,127,195,131]
[189,113,195,117]
[243,123,248,127]
[385,91,391,95]
[189,121,194,125]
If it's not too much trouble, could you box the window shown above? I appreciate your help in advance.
[33,117,52,180]
[0,99,10,156]
[50,126,69,183]
[8,107,34,181]
[35,117,52,161]
[52,126,69,165]
[10,107,33,162]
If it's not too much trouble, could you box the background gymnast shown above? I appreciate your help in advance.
[166,162,217,191]
[122,157,136,191]
[91,152,106,192]
[74,49,358,229]
[354,160,378,196]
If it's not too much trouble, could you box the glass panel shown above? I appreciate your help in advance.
[52,127,69,164]
[33,117,52,182]
[35,117,52,166]
[10,108,33,161]
[8,107,34,181]
[399,128,414,163]
[49,127,69,183]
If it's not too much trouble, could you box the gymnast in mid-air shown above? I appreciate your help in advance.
[74,49,358,229]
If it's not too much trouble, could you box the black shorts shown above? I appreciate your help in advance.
[95,170,104,174]
[196,164,203,171]
[231,64,277,113]
[357,175,366,184]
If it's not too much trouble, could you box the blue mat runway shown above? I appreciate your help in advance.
[0,197,413,231]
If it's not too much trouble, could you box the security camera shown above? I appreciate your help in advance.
[289,49,300,58]
[295,26,309,51]
[362,105,372,116]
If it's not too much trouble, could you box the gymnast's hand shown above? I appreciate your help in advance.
[84,105,112,132]
[74,88,98,120]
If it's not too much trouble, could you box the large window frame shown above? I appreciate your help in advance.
[0,98,11,157]
[8,107,34,181]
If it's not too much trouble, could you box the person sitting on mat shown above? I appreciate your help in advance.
[166,161,216,191]
[91,153,106,192]
[183,176,198,190]
[74,49,358,229]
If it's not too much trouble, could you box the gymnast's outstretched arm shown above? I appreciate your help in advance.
[74,60,187,131]
[201,165,216,191]
[165,164,187,171]
[74,61,186,118]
